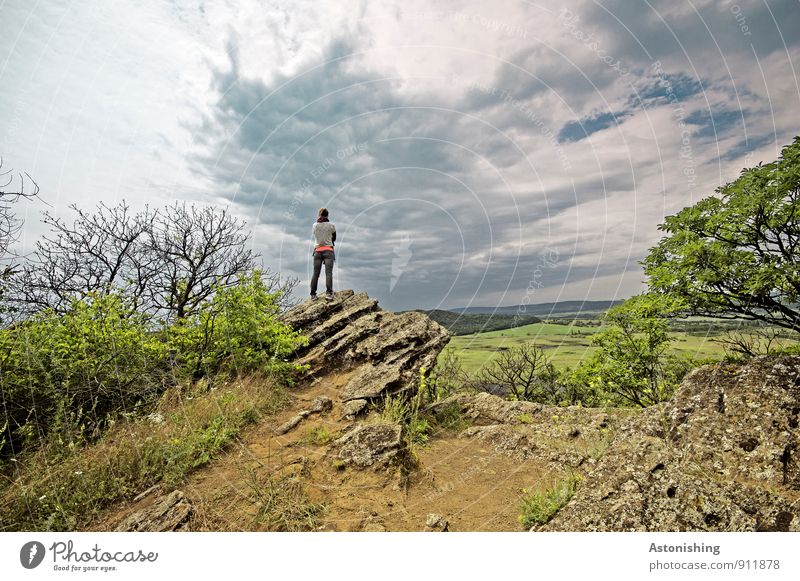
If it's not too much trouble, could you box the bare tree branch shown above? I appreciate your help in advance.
[147,202,258,320]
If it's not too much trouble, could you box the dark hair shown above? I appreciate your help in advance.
[318,207,329,217]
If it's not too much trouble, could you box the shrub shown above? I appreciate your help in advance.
[572,294,694,407]
[0,291,169,458]
[167,270,307,382]
[426,348,467,402]
[475,342,553,402]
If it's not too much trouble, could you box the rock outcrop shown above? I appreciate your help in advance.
[428,392,630,468]
[279,290,450,417]
[542,356,800,532]
[334,423,405,468]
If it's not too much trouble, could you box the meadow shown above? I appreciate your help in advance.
[445,319,798,375]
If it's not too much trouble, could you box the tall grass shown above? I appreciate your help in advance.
[0,376,288,531]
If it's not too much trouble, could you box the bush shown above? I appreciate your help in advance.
[166,270,308,382]
[474,343,592,405]
[425,347,467,402]
[572,294,694,407]
[475,343,553,402]
[0,291,169,459]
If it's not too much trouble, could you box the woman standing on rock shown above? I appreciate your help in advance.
[311,207,336,300]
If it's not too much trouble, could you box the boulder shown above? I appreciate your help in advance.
[334,423,404,468]
[279,291,450,415]
[542,356,800,531]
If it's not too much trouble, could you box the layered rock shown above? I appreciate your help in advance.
[542,356,800,532]
[279,290,450,417]
[115,490,193,532]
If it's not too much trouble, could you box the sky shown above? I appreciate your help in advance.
[0,0,798,311]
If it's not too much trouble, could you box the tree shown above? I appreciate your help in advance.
[1,158,41,324]
[477,342,556,402]
[0,156,40,260]
[10,201,155,315]
[147,202,258,320]
[643,137,800,332]
[575,294,691,407]
[6,200,296,321]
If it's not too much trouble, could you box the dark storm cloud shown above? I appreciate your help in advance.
[188,2,798,310]
[189,39,541,308]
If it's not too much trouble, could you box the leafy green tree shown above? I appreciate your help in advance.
[575,294,692,407]
[643,137,800,332]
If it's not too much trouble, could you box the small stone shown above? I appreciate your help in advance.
[342,399,368,419]
[309,396,333,414]
[425,513,449,531]
[115,490,192,532]
[276,415,306,435]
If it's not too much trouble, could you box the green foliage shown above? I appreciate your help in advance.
[423,348,467,403]
[0,291,169,458]
[0,270,308,460]
[519,473,581,529]
[300,426,334,446]
[573,294,694,407]
[643,136,800,332]
[167,270,308,381]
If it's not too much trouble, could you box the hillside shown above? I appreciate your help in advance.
[451,299,623,318]
[410,309,541,335]
[5,291,797,532]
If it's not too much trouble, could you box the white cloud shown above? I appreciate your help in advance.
[1,0,798,310]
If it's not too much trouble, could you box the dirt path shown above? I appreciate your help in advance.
[96,373,571,532]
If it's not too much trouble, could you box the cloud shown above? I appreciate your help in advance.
[2,0,799,310]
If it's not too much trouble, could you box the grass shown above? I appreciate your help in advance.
[0,375,289,531]
[519,473,581,529]
[447,320,799,375]
[374,393,431,447]
[243,465,324,531]
[299,426,335,447]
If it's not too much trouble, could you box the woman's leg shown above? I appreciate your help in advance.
[324,251,334,294]
[310,252,323,296]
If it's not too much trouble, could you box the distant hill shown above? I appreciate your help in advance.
[410,309,541,336]
[449,300,624,319]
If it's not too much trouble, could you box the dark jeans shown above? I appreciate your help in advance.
[311,250,334,295]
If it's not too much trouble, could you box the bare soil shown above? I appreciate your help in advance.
[94,373,572,532]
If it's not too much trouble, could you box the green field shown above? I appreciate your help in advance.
[445,320,798,375]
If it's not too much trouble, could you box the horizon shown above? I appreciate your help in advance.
[1,1,798,311]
